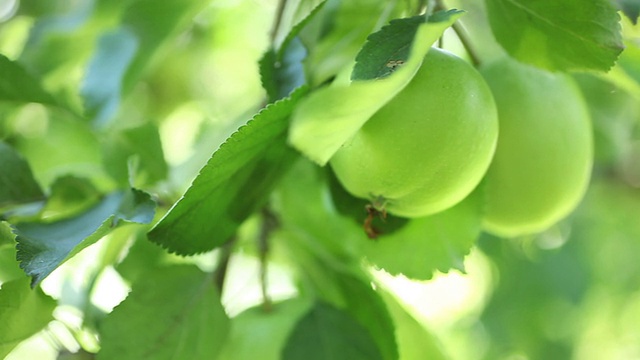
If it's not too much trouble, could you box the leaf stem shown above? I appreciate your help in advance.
[434,0,482,66]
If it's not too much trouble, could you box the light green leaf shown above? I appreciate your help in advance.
[218,298,312,360]
[288,10,464,165]
[282,302,384,360]
[0,244,23,284]
[362,189,483,280]
[121,0,211,93]
[0,278,56,359]
[0,141,45,209]
[0,54,57,106]
[147,87,307,255]
[14,188,155,287]
[97,265,229,360]
[485,0,623,71]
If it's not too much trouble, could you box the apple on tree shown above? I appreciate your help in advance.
[330,47,499,220]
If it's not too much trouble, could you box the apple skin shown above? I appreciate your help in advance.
[480,58,593,237]
[330,47,499,218]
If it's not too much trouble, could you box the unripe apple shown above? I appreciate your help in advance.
[480,58,593,237]
[330,47,498,218]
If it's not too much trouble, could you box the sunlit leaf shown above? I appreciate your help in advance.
[97,265,229,360]
[0,141,45,209]
[148,87,307,255]
[14,188,155,287]
[0,278,56,359]
[0,54,57,106]
[288,10,464,165]
[379,290,449,360]
[282,302,384,360]
[485,0,623,71]
[362,189,483,280]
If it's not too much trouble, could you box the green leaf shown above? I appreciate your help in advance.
[81,28,138,126]
[218,298,313,360]
[39,176,101,221]
[148,87,307,255]
[282,302,384,360]
[0,54,57,106]
[101,122,168,187]
[617,0,640,24]
[288,10,464,165]
[0,277,56,359]
[14,188,155,287]
[0,141,45,209]
[97,265,229,360]
[362,189,483,280]
[485,0,623,71]
[120,0,211,93]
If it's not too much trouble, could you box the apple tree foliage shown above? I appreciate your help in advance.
[0,0,639,359]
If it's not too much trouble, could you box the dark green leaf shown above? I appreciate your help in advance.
[97,265,229,360]
[289,10,464,165]
[617,0,640,24]
[81,28,138,126]
[148,87,307,255]
[14,188,155,287]
[0,277,56,359]
[0,141,45,209]
[0,54,57,105]
[260,2,326,102]
[485,0,623,71]
[101,122,168,187]
[362,189,483,280]
[282,302,384,360]
[334,275,398,360]
[260,38,308,102]
[218,298,313,360]
[351,15,425,81]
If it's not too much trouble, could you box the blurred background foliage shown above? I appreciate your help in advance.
[0,0,639,359]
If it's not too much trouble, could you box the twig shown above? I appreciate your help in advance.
[214,237,235,293]
[258,207,279,312]
[434,0,482,66]
[270,0,289,45]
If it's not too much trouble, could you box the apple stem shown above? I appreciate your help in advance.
[364,204,388,239]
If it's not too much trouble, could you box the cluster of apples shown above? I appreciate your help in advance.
[330,48,593,238]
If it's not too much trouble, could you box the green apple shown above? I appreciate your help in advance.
[480,57,593,237]
[330,47,498,218]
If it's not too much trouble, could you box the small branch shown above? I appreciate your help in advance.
[214,237,236,293]
[270,0,289,45]
[258,207,279,312]
[434,0,482,66]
